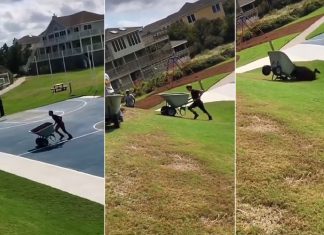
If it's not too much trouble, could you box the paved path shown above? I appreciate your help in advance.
[237,16,324,74]
[201,72,235,103]
[0,77,26,95]
[0,97,104,204]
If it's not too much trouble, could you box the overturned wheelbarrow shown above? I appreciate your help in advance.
[105,94,123,128]
[159,92,190,116]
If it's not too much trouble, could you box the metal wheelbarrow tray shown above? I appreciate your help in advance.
[105,94,123,128]
[159,92,190,116]
[30,122,55,147]
[262,51,296,80]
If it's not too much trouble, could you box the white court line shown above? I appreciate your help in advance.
[0,100,87,130]
[93,120,104,131]
[19,129,102,156]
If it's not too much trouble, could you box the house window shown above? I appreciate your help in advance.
[74,27,79,32]
[60,31,66,36]
[84,24,92,30]
[187,14,196,23]
[212,4,221,13]
[67,29,71,34]
[111,38,127,52]
[54,32,59,38]
[127,32,141,46]
[42,36,47,41]
[48,34,54,40]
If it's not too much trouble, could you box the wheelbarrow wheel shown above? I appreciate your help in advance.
[167,107,177,116]
[113,115,120,128]
[36,138,49,148]
[262,65,271,76]
[161,106,168,115]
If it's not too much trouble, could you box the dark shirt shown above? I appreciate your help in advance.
[51,114,63,124]
[191,89,202,100]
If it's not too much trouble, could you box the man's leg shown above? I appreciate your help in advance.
[59,123,73,139]
[55,125,64,140]
[197,100,212,120]
[188,101,199,119]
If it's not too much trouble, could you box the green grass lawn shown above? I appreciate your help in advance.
[0,170,103,235]
[236,60,324,234]
[306,22,324,39]
[106,101,235,234]
[237,33,298,67]
[2,67,104,115]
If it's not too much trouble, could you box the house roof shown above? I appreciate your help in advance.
[170,40,188,48]
[17,35,40,45]
[105,27,142,41]
[237,0,255,7]
[143,0,222,34]
[55,11,103,28]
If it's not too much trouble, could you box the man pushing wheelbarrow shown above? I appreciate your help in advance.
[186,84,212,121]
[49,111,73,140]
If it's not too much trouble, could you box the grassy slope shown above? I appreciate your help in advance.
[2,67,104,115]
[237,34,298,67]
[306,23,324,39]
[236,61,324,234]
[0,170,103,235]
[106,102,235,234]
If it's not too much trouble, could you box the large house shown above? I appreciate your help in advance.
[19,11,104,75]
[105,0,224,91]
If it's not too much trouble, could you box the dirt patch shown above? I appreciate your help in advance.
[162,153,200,172]
[239,115,281,134]
[237,15,323,51]
[237,202,286,234]
[135,60,234,109]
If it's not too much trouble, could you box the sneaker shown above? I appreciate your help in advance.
[194,113,199,119]
[59,135,64,140]
[208,116,213,121]
[68,135,73,140]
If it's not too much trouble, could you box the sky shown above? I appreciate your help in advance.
[105,0,198,28]
[0,0,104,46]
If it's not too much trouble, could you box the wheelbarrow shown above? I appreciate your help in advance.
[159,92,190,116]
[30,122,56,147]
[106,94,123,128]
[262,51,296,80]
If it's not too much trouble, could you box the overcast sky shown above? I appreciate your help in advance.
[0,0,104,46]
[105,0,198,28]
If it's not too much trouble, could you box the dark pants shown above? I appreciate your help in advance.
[188,99,211,116]
[0,98,4,117]
[55,122,72,137]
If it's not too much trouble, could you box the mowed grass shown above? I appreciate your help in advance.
[0,170,103,235]
[2,67,104,115]
[306,23,324,39]
[236,61,324,234]
[106,102,235,234]
[237,33,298,67]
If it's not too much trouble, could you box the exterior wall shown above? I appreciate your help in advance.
[180,3,225,24]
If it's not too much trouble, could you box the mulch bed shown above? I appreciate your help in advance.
[135,60,234,109]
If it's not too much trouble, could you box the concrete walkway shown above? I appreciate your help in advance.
[201,72,235,103]
[0,151,104,204]
[237,16,324,74]
[0,77,26,95]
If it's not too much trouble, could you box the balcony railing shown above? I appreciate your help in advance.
[39,29,104,47]
[106,47,173,80]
